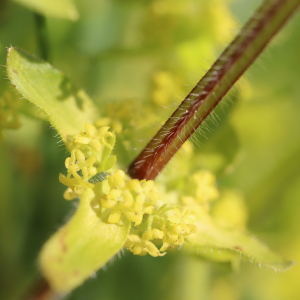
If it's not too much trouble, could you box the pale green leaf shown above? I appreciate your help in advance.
[13,0,79,20]
[185,217,294,271]
[6,47,99,143]
[104,155,117,171]
[39,188,130,293]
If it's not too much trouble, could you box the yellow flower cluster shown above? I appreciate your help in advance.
[94,118,123,135]
[97,170,159,225]
[59,123,197,257]
[125,207,196,257]
[59,123,116,200]
[193,171,219,203]
[152,71,182,106]
[125,229,166,257]
[88,169,197,257]
[59,148,94,200]
[160,208,197,251]
[181,170,219,217]
[73,123,113,152]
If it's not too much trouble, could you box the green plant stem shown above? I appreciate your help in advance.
[34,13,49,61]
[24,15,52,295]
[24,276,58,300]
[128,0,300,181]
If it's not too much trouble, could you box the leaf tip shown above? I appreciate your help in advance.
[7,46,13,54]
[6,47,14,62]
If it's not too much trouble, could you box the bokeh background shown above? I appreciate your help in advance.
[1,0,300,299]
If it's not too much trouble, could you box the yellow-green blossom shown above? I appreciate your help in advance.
[73,123,112,152]
[125,233,166,257]
[193,171,219,203]
[98,171,159,225]
[59,123,116,200]
[59,123,198,258]
[160,207,197,251]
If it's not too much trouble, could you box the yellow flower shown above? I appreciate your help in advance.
[126,234,166,257]
[160,208,197,251]
[193,171,219,203]
[101,171,159,225]
[73,123,113,151]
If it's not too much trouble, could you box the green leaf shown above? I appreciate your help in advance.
[104,155,117,171]
[39,188,131,293]
[13,0,79,21]
[6,47,99,143]
[185,217,294,271]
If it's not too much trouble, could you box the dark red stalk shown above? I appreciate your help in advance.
[128,0,300,181]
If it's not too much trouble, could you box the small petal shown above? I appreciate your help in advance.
[91,139,101,152]
[84,123,97,137]
[59,173,72,188]
[89,167,97,176]
[65,157,72,169]
[108,210,122,224]
[128,235,141,243]
[143,206,155,215]
[126,179,142,193]
[142,180,154,192]
[109,170,125,188]
[101,180,110,194]
[145,241,159,254]
[122,190,134,207]
[86,157,96,167]
[101,198,116,209]
[107,189,122,200]
[142,231,153,241]
[95,126,110,138]
[75,149,85,162]
[74,136,91,144]
[63,187,77,200]
[132,245,143,255]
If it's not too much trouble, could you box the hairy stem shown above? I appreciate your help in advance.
[128,0,300,181]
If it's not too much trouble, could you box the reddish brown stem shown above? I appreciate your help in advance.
[23,277,59,300]
[128,0,300,180]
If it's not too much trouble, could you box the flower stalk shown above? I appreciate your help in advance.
[128,0,300,181]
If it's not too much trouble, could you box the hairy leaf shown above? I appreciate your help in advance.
[185,217,294,271]
[13,0,79,20]
[39,188,131,293]
[6,47,99,143]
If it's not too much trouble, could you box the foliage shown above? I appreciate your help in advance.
[1,0,300,299]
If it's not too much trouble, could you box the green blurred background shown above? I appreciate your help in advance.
[1,0,300,299]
